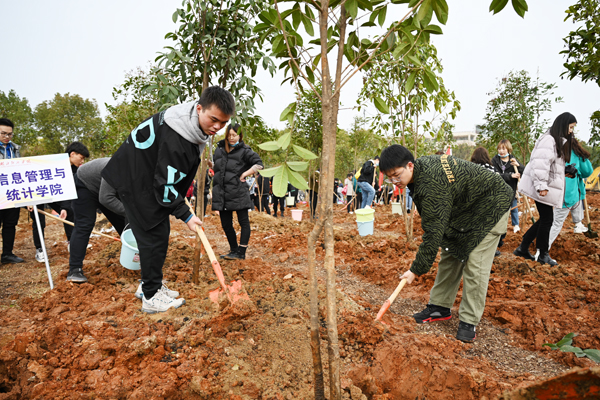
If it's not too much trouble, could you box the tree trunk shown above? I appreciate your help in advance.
[320,2,346,399]
[307,217,325,399]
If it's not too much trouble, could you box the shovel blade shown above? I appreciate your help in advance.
[208,280,249,305]
[375,300,391,321]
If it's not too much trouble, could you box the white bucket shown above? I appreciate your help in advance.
[357,220,374,236]
[120,229,141,270]
[286,196,295,206]
[291,209,303,221]
[391,202,403,215]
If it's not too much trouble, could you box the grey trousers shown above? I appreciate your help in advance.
[429,212,509,326]
[548,201,584,249]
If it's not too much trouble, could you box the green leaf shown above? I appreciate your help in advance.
[560,345,585,357]
[272,164,289,197]
[489,0,509,14]
[424,24,443,34]
[345,0,359,19]
[259,165,283,178]
[279,102,297,122]
[583,349,600,363]
[373,96,390,114]
[287,167,309,190]
[432,0,448,24]
[302,15,315,36]
[276,131,292,150]
[378,5,387,26]
[292,145,318,160]
[405,71,417,92]
[542,343,559,350]
[258,141,281,151]
[557,332,578,347]
[415,0,432,26]
[286,161,309,171]
[511,0,528,18]
[424,70,439,91]
[172,10,179,23]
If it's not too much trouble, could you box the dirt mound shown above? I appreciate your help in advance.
[0,193,599,398]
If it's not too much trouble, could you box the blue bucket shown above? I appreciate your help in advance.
[120,229,141,270]
[357,220,374,236]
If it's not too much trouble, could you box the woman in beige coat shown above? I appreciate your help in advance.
[513,112,577,266]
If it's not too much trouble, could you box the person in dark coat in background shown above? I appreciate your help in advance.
[254,172,271,214]
[308,171,319,218]
[491,139,525,234]
[272,185,286,217]
[212,123,263,260]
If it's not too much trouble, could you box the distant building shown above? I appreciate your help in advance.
[453,131,478,146]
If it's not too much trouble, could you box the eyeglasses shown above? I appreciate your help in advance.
[384,167,406,184]
[0,132,14,138]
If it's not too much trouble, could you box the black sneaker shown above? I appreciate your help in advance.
[221,248,238,259]
[494,250,501,257]
[513,245,535,260]
[1,254,24,264]
[66,268,88,283]
[456,321,476,342]
[413,304,451,324]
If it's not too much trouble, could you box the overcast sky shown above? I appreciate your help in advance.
[1,0,597,142]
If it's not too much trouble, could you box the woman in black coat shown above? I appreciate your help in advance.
[212,123,263,260]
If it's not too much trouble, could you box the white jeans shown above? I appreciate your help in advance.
[548,201,584,249]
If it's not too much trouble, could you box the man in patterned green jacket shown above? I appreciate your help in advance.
[379,145,512,342]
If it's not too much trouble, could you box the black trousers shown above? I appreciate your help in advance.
[254,195,270,214]
[346,195,355,213]
[121,194,170,300]
[30,202,74,250]
[520,201,554,253]
[0,208,21,257]
[309,190,318,218]
[219,209,250,250]
[272,196,285,217]
[69,182,126,273]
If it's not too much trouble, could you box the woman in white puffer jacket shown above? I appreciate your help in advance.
[513,112,577,266]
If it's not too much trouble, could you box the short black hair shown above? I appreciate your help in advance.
[374,156,380,160]
[66,141,90,158]
[0,118,14,128]
[199,86,236,116]
[379,145,415,174]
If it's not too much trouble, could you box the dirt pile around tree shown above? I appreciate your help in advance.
[0,193,599,399]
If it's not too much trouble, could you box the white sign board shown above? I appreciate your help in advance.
[0,154,77,210]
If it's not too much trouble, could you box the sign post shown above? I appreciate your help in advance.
[0,154,77,289]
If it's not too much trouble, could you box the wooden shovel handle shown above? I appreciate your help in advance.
[37,208,120,241]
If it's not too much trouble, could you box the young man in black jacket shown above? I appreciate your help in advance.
[357,156,379,209]
[102,86,235,314]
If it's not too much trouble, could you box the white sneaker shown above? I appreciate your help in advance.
[534,249,540,261]
[349,211,354,214]
[142,288,185,313]
[35,248,45,263]
[513,225,521,233]
[135,281,179,300]
[574,222,588,234]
